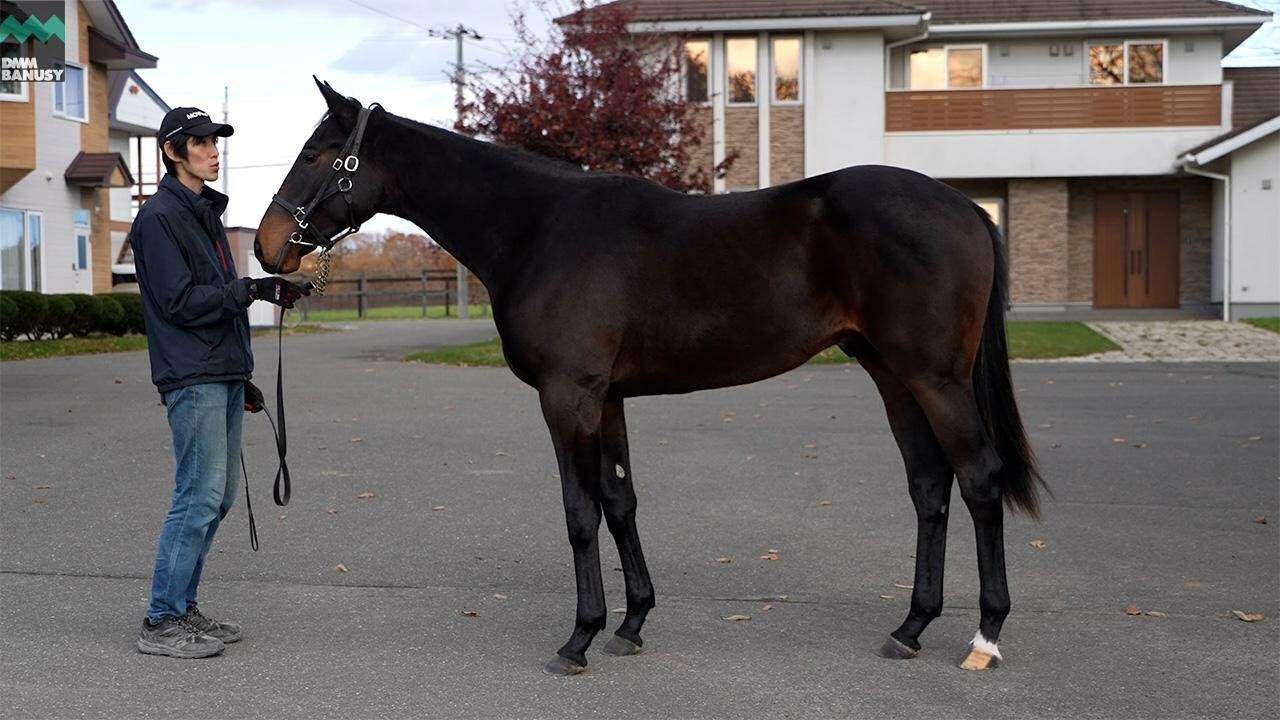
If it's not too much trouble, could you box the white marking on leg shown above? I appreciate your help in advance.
[940,503,947,515]
[970,630,1002,660]
[615,463,626,479]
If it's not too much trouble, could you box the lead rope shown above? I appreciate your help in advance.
[241,305,296,549]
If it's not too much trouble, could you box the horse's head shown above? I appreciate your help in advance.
[255,78,383,274]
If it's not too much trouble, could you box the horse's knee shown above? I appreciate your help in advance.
[907,475,950,521]
[565,511,601,548]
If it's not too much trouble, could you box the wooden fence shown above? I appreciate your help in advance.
[287,270,488,319]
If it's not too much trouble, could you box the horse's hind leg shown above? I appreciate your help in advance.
[905,375,1010,670]
[538,379,609,675]
[857,348,955,660]
[598,394,655,656]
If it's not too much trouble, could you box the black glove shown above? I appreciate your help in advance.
[243,380,265,413]
[248,277,310,308]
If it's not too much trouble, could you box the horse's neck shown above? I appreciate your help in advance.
[375,117,568,288]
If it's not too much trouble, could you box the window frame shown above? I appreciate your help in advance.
[725,35,759,107]
[1085,39,1168,86]
[682,37,712,105]
[770,35,803,105]
[0,207,42,291]
[53,61,89,122]
[907,43,988,90]
[0,41,30,102]
[73,209,90,272]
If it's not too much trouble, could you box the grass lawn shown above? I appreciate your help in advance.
[0,326,331,362]
[1243,317,1280,334]
[299,304,492,321]
[404,322,1119,367]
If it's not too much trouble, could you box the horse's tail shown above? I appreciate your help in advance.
[971,204,1047,518]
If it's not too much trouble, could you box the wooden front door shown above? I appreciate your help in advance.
[1094,190,1180,308]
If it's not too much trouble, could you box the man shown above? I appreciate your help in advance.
[132,106,308,658]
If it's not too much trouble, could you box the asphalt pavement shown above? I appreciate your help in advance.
[1,319,1276,720]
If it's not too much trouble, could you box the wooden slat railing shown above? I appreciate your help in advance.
[885,84,1221,132]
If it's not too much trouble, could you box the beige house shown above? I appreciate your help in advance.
[1,0,163,295]
[584,0,1278,318]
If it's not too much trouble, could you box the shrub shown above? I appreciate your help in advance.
[112,293,145,336]
[0,295,17,341]
[42,295,76,338]
[64,294,100,337]
[93,296,125,335]
[0,290,49,340]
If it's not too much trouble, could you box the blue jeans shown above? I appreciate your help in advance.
[147,381,243,622]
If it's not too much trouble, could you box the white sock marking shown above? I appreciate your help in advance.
[970,631,1002,660]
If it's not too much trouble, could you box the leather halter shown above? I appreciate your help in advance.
[268,104,379,269]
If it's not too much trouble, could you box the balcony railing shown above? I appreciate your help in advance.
[886,84,1221,132]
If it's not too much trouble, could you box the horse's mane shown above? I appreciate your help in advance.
[384,111,587,181]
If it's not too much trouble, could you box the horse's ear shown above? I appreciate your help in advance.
[314,76,359,128]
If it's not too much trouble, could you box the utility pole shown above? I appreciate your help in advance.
[430,24,482,319]
[221,85,229,226]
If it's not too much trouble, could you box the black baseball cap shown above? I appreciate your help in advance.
[157,107,234,142]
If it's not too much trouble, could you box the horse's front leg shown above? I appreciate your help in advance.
[597,395,655,657]
[539,379,608,675]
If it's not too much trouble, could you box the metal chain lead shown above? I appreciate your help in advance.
[312,249,332,296]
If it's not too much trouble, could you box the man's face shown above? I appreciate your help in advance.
[166,135,220,183]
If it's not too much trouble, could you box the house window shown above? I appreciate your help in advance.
[726,37,757,105]
[0,208,41,291]
[74,209,89,271]
[909,45,986,89]
[54,62,87,121]
[684,39,710,103]
[772,37,801,103]
[1,42,29,101]
[1089,41,1165,85]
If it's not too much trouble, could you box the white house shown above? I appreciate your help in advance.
[579,0,1278,318]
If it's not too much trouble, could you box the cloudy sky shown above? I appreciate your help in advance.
[114,0,1279,236]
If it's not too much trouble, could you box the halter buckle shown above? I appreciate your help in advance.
[337,177,353,193]
[343,155,360,172]
[292,207,308,224]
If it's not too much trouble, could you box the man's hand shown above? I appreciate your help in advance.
[249,277,310,308]
[243,380,265,413]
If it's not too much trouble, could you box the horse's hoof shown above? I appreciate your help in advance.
[959,648,1000,671]
[544,655,586,676]
[876,636,919,660]
[601,635,643,656]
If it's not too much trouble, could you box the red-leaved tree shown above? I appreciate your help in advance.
[457,0,733,193]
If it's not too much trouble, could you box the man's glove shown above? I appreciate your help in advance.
[244,380,265,413]
[248,277,310,308]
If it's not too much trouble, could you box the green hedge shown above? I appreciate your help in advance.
[0,291,146,341]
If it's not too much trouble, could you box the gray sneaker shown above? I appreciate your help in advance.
[137,616,224,658]
[184,604,243,644]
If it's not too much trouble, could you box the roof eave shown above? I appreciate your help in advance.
[627,13,927,33]
[1183,115,1280,166]
[929,14,1271,38]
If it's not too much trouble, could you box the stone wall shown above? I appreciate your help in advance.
[769,106,804,186]
[724,107,758,190]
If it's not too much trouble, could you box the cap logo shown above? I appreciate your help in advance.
[185,110,208,120]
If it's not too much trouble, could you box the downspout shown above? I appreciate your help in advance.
[884,13,932,89]
[1183,159,1231,322]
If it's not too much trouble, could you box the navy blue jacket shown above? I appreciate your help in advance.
[132,174,253,393]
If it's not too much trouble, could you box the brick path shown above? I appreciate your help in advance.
[1078,321,1280,362]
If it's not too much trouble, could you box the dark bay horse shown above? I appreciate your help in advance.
[256,80,1045,675]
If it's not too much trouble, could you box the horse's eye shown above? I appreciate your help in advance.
[301,151,318,164]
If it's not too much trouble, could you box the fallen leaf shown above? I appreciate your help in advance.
[1125,605,1141,615]
[432,506,446,511]
[351,437,363,443]
[1254,517,1268,525]
[1247,436,1262,441]
[1145,611,1167,618]
[495,451,507,456]
[722,614,752,621]
[819,500,832,506]
[335,563,348,573]
[657,440,668,446]
[880,595,895,600]
[33,485,51,490]
[1051,443,1062,449]
[326,507,338,515]
[461,610,480,617]
[1029,540,1047,549]
[356,491,376,499]
[759,550,779,561]
[1132,443,1147,448]
[803,443,817,449]
[1231,610,1264,622]
[1038,423,1053,428]
[493,593,507,600]
[761,604,774,611]
[1113,438,1127,443]
[611,607,626,614]
[716,557,732,563]
[893,583,914,590]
